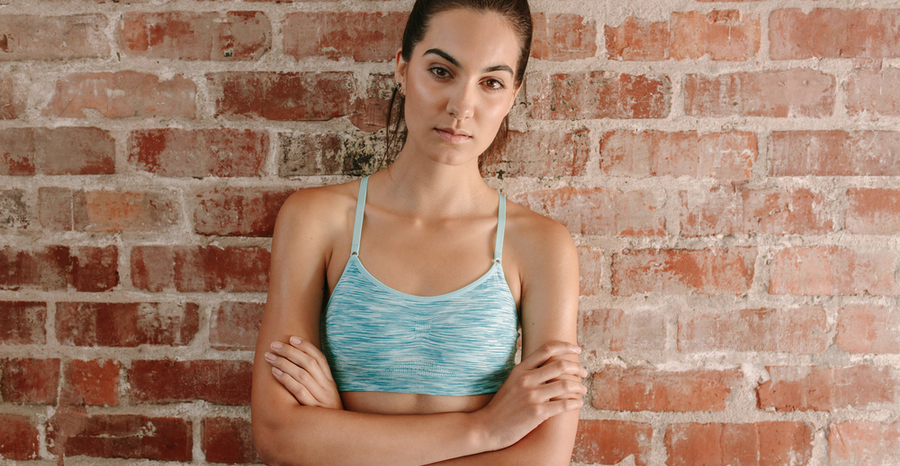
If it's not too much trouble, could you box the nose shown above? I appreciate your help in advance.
[447,83,474,120]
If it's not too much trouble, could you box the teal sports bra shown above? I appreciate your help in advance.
[321,176,519,396]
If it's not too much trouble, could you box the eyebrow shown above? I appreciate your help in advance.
[423,48,514,75]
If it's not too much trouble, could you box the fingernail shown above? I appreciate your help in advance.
[272,367,283,376]
[270,341,283,350]
[290,336,301,346]
[573,345,582,354]
[265,352,275,362]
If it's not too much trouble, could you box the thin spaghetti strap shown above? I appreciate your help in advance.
[350,176,369,256]
[494,193,506,263]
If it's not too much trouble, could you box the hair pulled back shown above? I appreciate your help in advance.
[382,0,533,173]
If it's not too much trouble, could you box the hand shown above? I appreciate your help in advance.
[265,336,343,410]
[474,341,586,451]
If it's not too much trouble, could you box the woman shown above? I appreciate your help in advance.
[251,0,585,464]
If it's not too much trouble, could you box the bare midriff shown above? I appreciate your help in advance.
[342,391,494,415]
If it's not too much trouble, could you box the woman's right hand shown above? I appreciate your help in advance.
[474,341,587,451]
[265,336,344,410]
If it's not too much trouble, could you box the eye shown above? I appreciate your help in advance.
[429,66,452,79]
[483,78,506,91]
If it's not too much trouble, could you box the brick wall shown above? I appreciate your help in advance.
[1,0,898,464]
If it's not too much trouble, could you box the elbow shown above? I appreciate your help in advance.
[252,419,286,466]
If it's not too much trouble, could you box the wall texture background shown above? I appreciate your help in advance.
[1,0,899,464]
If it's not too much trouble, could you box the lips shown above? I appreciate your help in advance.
[435,128,472,144]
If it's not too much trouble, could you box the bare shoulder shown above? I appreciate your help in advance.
[273,181,359,241]
[504,198,576,272]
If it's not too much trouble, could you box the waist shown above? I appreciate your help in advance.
[341,391,493,415]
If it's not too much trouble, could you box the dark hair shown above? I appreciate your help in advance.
[382,0,533,173]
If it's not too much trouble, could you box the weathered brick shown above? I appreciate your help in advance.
[837,305,900,354]
[0,358,60,404]
[203,417,258,464]
[770,247,900,296]
[600,130,756,180]
[0,301,46,344]
[56,302,199,347]
[847,69,900,117]
[65,359,120,406]
[128,128,268,178]
[759,365,899,411]
[593,366,740,412]
[193,187,294,236]
[580,308,666,353]
[685,69,834,117]
[573,420,652,466]
[278,131,385,177]
[530,72,671,120]
[0,245,118,292]
[210,302,264,351]
[607,11,759,61]
[531,13,597,61]
[678,307,827,353]
[349,74,394,132]
[284,12,405,62]
[665,422,813,466]
[515,187,665,236]
[208,71,354,121]
[130,359,252,405]
[847,188,900,235]
[0,189,27,229]
[0,414,39,460]
[769,131,900,176]
[576,246,603,297]
[131,245,269,292]
[483,129,590,178]
[121,11,270,60]
[43,71,196,118]
[0,14,109,60]
[40,188,179,232]
[48,414,191,461]
[612,248,755,296]
[0,127,115,175]
[0,72,23,119]
[829,421,900,466]
[770,9,900,59]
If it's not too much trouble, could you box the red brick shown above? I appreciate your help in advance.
[131,245,269,292]
[0,127,115,175]
[678,307,827,354]
[278,131,384,177]
[121,11,270,60]
[56,302,199,347]
[530,72,671,120]
[769,131,900,176]
[685,69,834,117]
[612,248,755,296]
[665,422,813,466]
[680,187,832,236]
[515,187,665,236]
[829,421,900,466]
[130,359,252,405]
[128,128,268,177]
[580,308,666,353]
[531,13,597,61]
[0,414,38,460]
[210,302,264,350]
[573,420,652,466]
[0,189,28,228]
[770,9,900,60]
[0,358,60,404]
[593,366,740,412]
[48,414,191,461]
[607,11,759,61]
[600,130,756,180]
[847,188,900,234]
[0,301,46,344]
[0,14,108,60]
[576,246,602,297]
[847,69,900,117]
[65,359,120,406]
[208,71,354,121]
[349,74,394,132]
[837,305,900,354]
[759,365,899,411]
[40,188,179,232]
[43,71,196,118]
[483,129,590,178]
[193,187,294,236]
[284,12,405,62]
[0,72,23,119]
[203,417,258,463]
[770,247,900,296]
[0,245,118,292]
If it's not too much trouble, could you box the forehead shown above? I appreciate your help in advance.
[416,9,520,71]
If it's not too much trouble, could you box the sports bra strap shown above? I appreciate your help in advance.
[494,194,506,263]
[350,176,369,256]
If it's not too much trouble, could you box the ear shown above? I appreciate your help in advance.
[507,84,521,114]
[394,49,408,88]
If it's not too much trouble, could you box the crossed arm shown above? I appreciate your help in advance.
[251,191,583,466]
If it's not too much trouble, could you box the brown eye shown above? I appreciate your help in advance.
[483,78,505,91]
[429,67,451,79]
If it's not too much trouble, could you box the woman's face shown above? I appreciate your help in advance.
[395,8,521,167]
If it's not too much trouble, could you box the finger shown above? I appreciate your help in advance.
[541,397,584,419]
[288,337,336,382]
[528,358,587,384]
[519,341,582,370]
[265,351,332,404]
[270,365,321,406]
[270,340,332,388]
[534,378,587,403]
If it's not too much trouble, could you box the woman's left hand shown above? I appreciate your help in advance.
[264,336,343,409]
